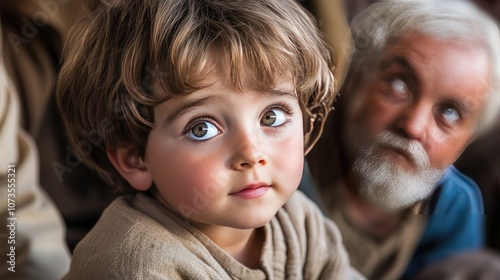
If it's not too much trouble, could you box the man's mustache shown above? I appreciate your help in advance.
[375,132,430,168]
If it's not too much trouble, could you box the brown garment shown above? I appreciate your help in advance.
[317,177,427,280]
[65,191,353,279]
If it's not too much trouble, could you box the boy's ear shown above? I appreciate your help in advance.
[106,146,152,191]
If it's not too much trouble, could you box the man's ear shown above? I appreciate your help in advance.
[106,147,152,191]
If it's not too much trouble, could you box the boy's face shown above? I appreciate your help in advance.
[144,76,304,230]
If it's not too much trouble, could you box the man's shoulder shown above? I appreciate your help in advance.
[408,166,485,278]
[440,165,479,188]
[429,166,483,214]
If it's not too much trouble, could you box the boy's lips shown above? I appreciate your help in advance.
[230,183,271,199]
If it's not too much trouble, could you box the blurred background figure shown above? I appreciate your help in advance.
[0,0,117,255]
[0,16,70,280]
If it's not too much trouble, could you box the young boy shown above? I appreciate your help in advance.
[57,0,353,278]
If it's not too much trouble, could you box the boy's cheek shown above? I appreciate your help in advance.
[154,159,227,202]
[272,136,304,183]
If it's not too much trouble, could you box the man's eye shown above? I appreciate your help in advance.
[391,78,407,95]
[441,107,460,123]
[187,121,219,140]
[261,109,287,127]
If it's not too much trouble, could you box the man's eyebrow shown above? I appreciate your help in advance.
[163,96,216,125]
[379,55,421,89]
[380,56,419,77]
[446,98,473,115]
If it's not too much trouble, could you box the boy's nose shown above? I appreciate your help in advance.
[230,135,267,170]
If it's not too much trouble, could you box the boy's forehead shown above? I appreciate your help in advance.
[213,63,296,92]
[152,69,296,98]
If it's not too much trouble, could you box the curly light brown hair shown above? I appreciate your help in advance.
[56,0,335,194]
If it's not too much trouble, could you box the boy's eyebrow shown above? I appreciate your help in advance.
[162,88,295,126]
[267,88,297,98]
[163,96,216,125]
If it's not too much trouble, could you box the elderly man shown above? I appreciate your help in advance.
[307,1,500,279]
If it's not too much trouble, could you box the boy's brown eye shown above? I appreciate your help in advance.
[261,109,286,127]
[261,111,277,126]
[191,123,208,137]
[187,121,219,141]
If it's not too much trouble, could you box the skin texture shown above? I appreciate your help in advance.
[340,32,492,235]
[108,75,304,267]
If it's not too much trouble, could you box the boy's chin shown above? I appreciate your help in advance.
[228,211,279,230]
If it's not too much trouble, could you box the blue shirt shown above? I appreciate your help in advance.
[402,165,485,279]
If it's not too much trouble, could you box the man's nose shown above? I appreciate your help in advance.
[395,103,431,141]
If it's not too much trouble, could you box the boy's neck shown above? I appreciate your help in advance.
[151,187,265,269]
[195,224,265,269]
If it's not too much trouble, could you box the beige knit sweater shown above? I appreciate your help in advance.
[65,191,353,279]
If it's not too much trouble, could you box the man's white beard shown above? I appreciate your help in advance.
[346,131,445,211]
